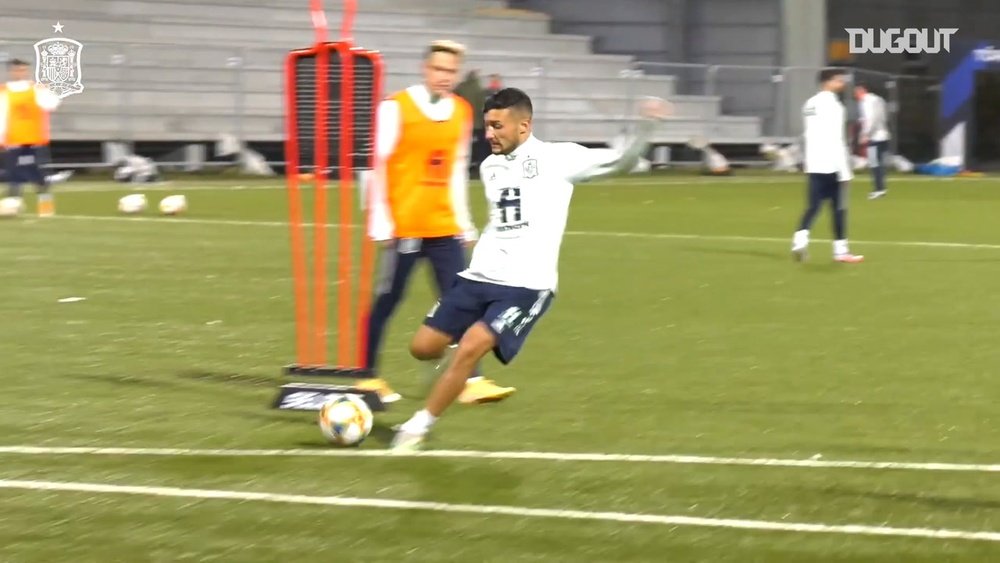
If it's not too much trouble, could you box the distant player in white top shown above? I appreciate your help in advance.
[854,83,891,199]
[391,88,670,451]
[792,68,864,264]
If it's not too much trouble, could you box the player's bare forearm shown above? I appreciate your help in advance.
[612,95,673,173]
[573,98,670,182]
[615,119,657,172]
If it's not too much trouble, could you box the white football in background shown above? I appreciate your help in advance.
[0,197,24,218]
[159,194,187,215]
[117,193,147,214]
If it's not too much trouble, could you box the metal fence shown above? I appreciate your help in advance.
[630,62,939,157]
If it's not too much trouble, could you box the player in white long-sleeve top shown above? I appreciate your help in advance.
[391,88,670,451]
[855,84,891,199]
[792,68,864,264]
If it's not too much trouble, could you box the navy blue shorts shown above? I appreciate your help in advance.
[424,277,554,365]
[4,145,46,185]
[807,172,842,201]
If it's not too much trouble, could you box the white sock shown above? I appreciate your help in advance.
[466,376,483,384]
[792,229,809,250]
[400,409,437,435]
[833,239,849,256]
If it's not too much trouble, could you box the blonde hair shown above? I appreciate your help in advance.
[425,39,466,58]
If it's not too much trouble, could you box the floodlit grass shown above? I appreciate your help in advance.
[0,174,997,561]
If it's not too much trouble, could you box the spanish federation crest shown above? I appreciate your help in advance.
[523,158,538,179]
[34,36,84,99]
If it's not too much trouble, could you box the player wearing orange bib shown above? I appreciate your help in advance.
[362,41,515,405]
[0,59,60,217]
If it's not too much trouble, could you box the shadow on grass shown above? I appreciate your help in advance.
[63,372,185,390]
[177,369,277,388]
[679,245,789,261]
[822,485,1000,511]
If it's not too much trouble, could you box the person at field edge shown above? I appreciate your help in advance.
[792,68,864,264]
[454,70,489,171]
[486,73,503,96]
[0,59,61,217]
[390,89,671,451]
[854,83,890,199]
[362,40,515,405]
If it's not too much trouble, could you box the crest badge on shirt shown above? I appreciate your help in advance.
[33,22,84,99]
[522,158,538,179]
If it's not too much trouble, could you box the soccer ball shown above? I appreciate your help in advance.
[159,194,187,215]
[0,197,24,218]
[118,193,147,214]
[318,394,373,446]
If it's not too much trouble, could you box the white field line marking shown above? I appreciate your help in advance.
[0,479,997,542]
[56,174,1000,193]
[0,446,997,473]
[53,214,1000,251]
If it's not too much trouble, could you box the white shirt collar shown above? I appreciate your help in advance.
[5,80,31,92]
[504,135,541,160]
[407,84,451,105]
[404,84,456,122]
[818,90,842,102]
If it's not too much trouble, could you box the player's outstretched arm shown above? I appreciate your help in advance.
[561,97,671,184]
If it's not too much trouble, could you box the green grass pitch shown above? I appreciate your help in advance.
[0,173,997,562]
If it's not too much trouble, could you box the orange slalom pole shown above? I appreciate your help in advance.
[311,7,331,367]
[337,44,355,368]
[284,49,313,366]
[336,0,358,367]
[355,50,384,369]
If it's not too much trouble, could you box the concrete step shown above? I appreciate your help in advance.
[54,111,761,144]
[4,3,548,36]
[1,16,593,57]
[539,115,763,144]
[0,0,509,14]
[60,93,723,119]
[73,66,678,98]
[106,1,551,35]
[42,42,633,79]
[49,112,762,148]
[74,53,634,83]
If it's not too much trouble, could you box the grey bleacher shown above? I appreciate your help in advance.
[0,0,763,145]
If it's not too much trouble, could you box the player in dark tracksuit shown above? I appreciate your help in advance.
[361,40,515,405]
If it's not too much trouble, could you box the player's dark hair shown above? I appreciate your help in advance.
[7,58,28,68]
[483,87,533,117]
[818,68,846,84]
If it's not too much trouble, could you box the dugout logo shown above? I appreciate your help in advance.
[34,22,84,99]
[845,28,957,55]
